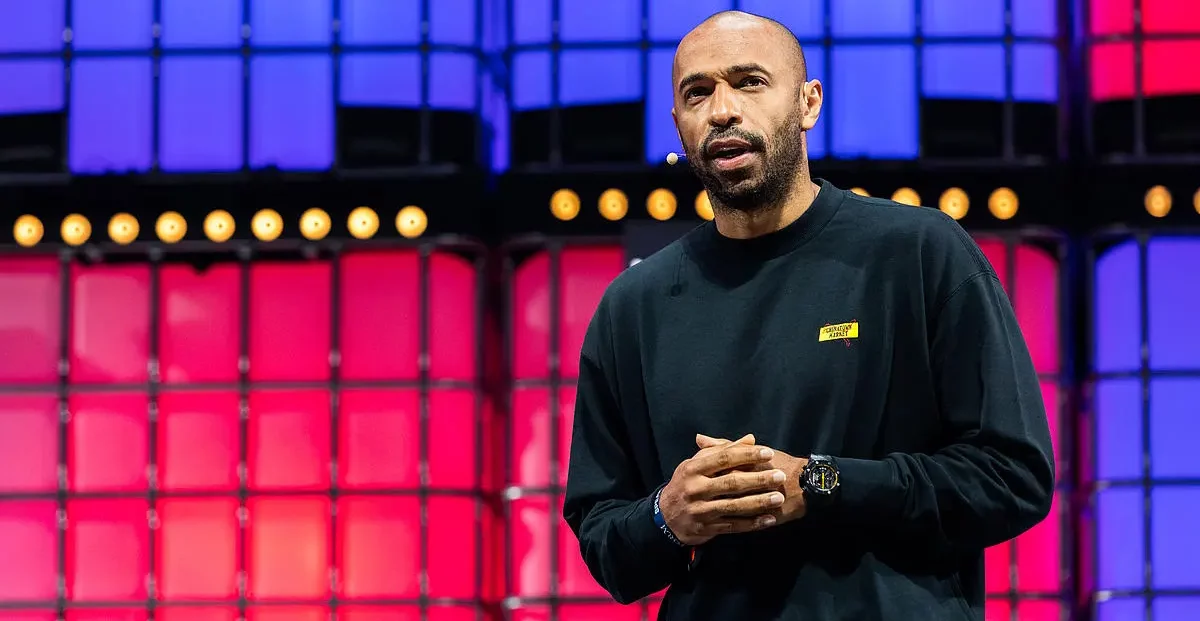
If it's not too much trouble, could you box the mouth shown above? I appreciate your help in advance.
[705,139,758,170]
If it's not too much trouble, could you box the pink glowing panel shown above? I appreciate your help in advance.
[155,498,239,600]
[0,395,58,492]
[427,496,478,598]
[511,388,550,488]
[65,499,150,601]
[245,608,327,621]
[0,256,60,383]
[158,263,241,383]
[1089,43,1133,101]
[0,501,58,600]
[510,495,552,597]
[248,261,331,382]
[512,604,643,621]
[1016,491,1065,592]
[338,389,420,489]
[336,496,421,599]
[67,393,149,492]
[1091,0,1200,34]
[69,263,150,383]
[556,495,607,597]
[339,250,421,381]
[1143,40,1200,96]
[985,540,1011,594]
[245,496,331,600]
[974,240,1061,375]
[156,391,240,491]
[512,246,625,380]
[247,390,331,490]
[65,612,147,621]
[156,608,239,621]
[647,598,663,618]
[0,613,56,621]
[985,600,1063,621]
[339,607,479,621]
[428,253,479,380]
[428,389,478,489]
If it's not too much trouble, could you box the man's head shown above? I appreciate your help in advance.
[671,11,823,213]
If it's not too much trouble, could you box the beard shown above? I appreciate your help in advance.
[684,107,808,214]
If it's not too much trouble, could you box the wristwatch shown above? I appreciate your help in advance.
[800,454,840,509]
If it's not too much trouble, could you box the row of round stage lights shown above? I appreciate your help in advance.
[549,187,1022,222]
[1144,185,1200,217]
[11,206,429,247]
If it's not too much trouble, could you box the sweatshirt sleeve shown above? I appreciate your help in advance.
[561,297,691,604]
[830,270,1056,551]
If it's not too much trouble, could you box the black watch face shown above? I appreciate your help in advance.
[806,462,839,494]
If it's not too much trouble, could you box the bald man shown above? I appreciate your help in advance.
[561,11,1054,621]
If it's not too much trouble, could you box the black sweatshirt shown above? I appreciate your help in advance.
[561,179,1055,621]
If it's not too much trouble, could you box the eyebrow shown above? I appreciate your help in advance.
[678,63,772,94]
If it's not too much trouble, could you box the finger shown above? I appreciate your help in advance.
[689,444,775,475]
[695,433,753,449]
[694,491,786,518]
[698,469,787,499]
[700,514,777,535]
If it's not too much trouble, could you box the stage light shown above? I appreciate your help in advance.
[300,208,331,241]
[396,206,428,239]
[156,212,186,243]
[13,215,43,247]
[61,214,91,246]
[892,188,921,207]
[1193,188,1200,214]
[108,213,139,245]
[850,187,869,197]
[348,206,380,239]
[988,188,1019,220]
[938,188,969,220]
[695,191,714,221]
[550,189,581,221]
[251,209,283,242]
[204,210,235,242]
[599,189,629,221]
[647,189,677,221]
[1145,185,1171,218]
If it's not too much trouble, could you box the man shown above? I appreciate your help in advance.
[561,10,1055,621]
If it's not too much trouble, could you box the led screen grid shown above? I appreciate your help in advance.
[505,239,1067,621]
[1091,235,1200,621]
[0,248,492,620]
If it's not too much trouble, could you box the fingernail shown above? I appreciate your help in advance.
[759,515,776,527]
[770,470,786,483]
[759,448,774,459]
[768,492,785,506]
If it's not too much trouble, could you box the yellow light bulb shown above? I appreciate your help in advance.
[13,215,43,247]
[108,213,140,245]
[300,208,331,241]
[892,188,921,207]
[695,191,714,221]
[1145,185,1171,218]
[850,187,870,197]
[646,189,677,221]
[598,189,629,221]
[156,212,187,243]
[61,214,92,246]
[550,189,581,221]
[348,206,380,239]
[988,188,1019,220]
[396,206,428,239]
[938,188,969,220]
[204,210,235,242]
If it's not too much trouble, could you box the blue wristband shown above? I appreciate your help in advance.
[653,485,686,547]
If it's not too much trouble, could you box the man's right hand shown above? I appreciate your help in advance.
[657,434,788,546]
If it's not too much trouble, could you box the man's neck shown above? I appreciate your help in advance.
[713,175,820,240]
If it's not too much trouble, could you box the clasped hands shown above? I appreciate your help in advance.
[659,433,809,546]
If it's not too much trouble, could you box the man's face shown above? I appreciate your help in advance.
[671,19,822,212]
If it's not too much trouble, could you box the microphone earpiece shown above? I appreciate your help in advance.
[666,152,686,165]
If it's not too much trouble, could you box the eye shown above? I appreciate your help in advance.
[684,87,710,101]
[740,76,766,88]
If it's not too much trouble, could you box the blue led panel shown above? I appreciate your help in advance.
[923,44,1005,99]
[1151,486,1200,588]
[1096,487,1144,591]
[830,45,917,158]
[1150,379,1200,479]
[249,55,333,170]
[559,0,641,42]
[559,49,641,105]
[1096,599,1143,621]
[1014,43,1059,102]
[1013,0,1058,37]
[646,49,678,162]
[649,0,730,41]
[1093,241,1141,373]
[0,0,64,52]
[72,0,153,51]
[740,0,824,39]
[0,61,64,115]
[250,0,332,46]
[159,56,242,172]
[922,0,1004,36]
[1095,379,1141,481]
[1148,238,1200,370]
[831,0,915,37]
[69,58,152,174]
[341,0,420,45]
[429,53,477,110]
[512,0,551,44]
[512,51,551,110]
[340,53,421,107]
[161,0,242,48]
[1155,598,1200,618]
[431,0,477,45]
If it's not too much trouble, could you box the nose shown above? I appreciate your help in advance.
[707,82,742,128]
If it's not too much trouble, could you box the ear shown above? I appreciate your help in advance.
[800,79,823,131]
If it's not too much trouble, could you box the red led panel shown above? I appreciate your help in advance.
[245,607,327,621]
[985,599,1063,621]
[1,613,56,621]
[155,498,239,600]
[428,389,479,489]
[156,608,239,621]
[427,496,479,598]
[1090,0,1133,35]
[157,391,240,491]
[1144,40,1200,96]
[647,599,663,619]
[158,263,241,383]
[65,499,149,601]
[69,264,150,384]
[0,395,58,492]
[339,250,421,381]
[511,247,624,380]
[1016,491,1065,592]
[555,496,606,598]
[974,241,1061,375]
[428,253,479,380]
[509,495,552,597]
[245,496,331,600]
[1089,43,1134,101]
[248,261,331,382]
[65,612,147,621]
[1143,0,1200,33]
[337,389,420,489]
[0,256,61,384]
[67,393,149,492]
[336,496,421,599]
[511,388,550,488]
[339,607,479,621]
[247,389,331,490]
[0,501,58,601]
[512,604,642,621]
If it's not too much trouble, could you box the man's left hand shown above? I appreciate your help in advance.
[696,434,809,525]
